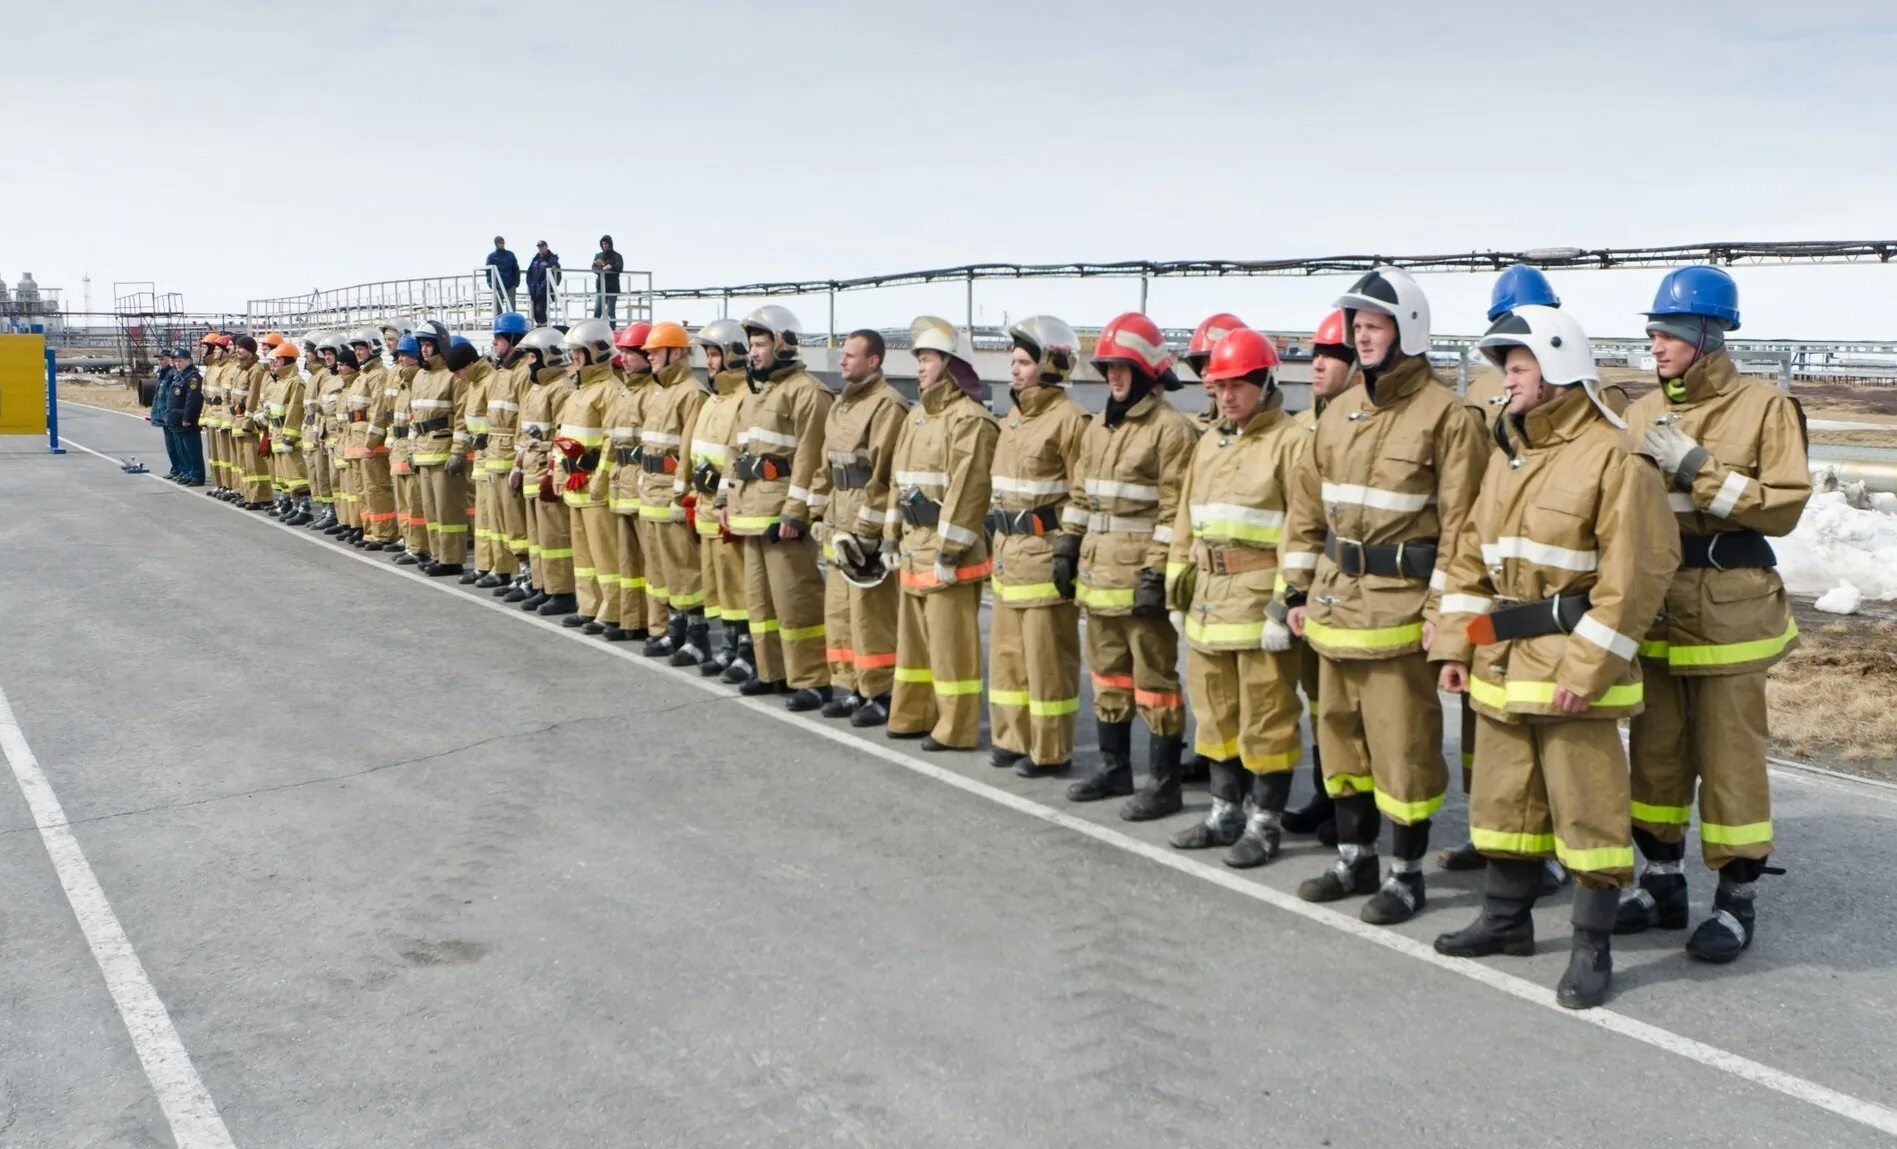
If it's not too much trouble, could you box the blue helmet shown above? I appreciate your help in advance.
[493,311,530,338]
[450,335,473,349]
[1646,266,1740,332]
[1487,264,1561,322]
[395,334,421,358]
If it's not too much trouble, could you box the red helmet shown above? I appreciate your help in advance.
[1091,312,1172,379]
[614,321,654,350]
[1313,309,1355,362]
[1203,328,1280,383]
[1187,312,1248,362]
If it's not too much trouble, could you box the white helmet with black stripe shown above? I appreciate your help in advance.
[1335,266,1431,359]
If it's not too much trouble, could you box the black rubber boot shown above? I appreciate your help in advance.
[702,624,737,678]
[535,593,577,617]
[1437,839,1487,872]
[1280,750,1334,840]
[459,567,483,585]
[1121,734,1185,822]
[476,572,509,589]
[850,694,890,728]
[823,691,863,720]
[1434,859,1541,957]
[1015,758,1070,779]
[1180,753,1211,785]
[1685,866,1761,964]
[1226,770,1293,870]
[785,685,832,713]
[989,746,1026,770]
[601,624,633,642]
[669,616,711,667]
[1361,819,1432,924]
[645,611,685,658]
[721,636,756,685]
[1558,886,1618,1008]
[425,562,464,578]
[1615,832,1690,934]
[1297,845,1382,903]
[1067,720,1134,803]
[740,677,786,697]
[519,589,549,610]
[582,619,606,635]
[394,550,423,566]
[1169,760,1246,849]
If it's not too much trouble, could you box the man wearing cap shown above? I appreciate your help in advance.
[164,348,206,485]
[527,241,561,326]
[486,236,521,314]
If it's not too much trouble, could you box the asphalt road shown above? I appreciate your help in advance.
[2,404,1895,1148]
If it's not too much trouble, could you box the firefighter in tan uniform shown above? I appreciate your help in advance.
[463,335,499,584]
[816,329,907,726]
[721,306,834,706]
[986,316,1088,775]
[227,335,272,509]
[1065,313,1199,821]
[687,321,754,679]
[262,340,310,520]
[1182,312,1248,434]
[1281,268,1487,925]
[480,313,534,594]
[555,319,622,631]
[638,322,712,663]
[295,332,333,528]
[1164,329,1307,868]
[515,328,580,617]
[342,327,398,550]
[1431,305,1678,1008]
[1280,310,1359,848]
[408,322,472,576]
[1619,266,1809,964]
[321,343,357,540]
[885,317,997,749]
[610,324,663,644]
[387,335,429,564]
[198,333,232,498]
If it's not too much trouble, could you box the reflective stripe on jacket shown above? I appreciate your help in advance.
[1071,391,1197,616]
[887,378,998,594]
[989,384,1089,609]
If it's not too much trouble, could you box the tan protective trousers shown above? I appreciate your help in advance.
[334,457,356,527]
[892,581,984,747]
[570,504,617,622]
[358,456,396,541]
[1470,713,1633,889]
[473,471,497,571]
[272,447,308,495]
[612,513,646,632]
[527,493,574,594]
[704,533,746,639]
[1628,667,1773,870]
[1085,614,1184,737]
[824,550,900,700]
[306,447,331,507]
[417,465,469,565]
[233,435,272,504]
[1316,653,1446,826]
[1187,644,1303,776]
[648,519,704,612]
[743,534,828,689]
[633,519,668,631]
[206,427,227,487]
[394,467,428,553]
[988,601,1079,767]
[495,479,527,574]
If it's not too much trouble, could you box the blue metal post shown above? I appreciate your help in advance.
[45,347,65,454]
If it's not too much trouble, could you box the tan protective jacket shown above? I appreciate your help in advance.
[561,362,617,509]
[482,355,533,476]
[725,362,833,536]
[408,356,466,467]
[1279,354,1488,659]
[342,360,390,461]
[202,359,229,431]
[1624,348,1809,676]
[318,369,349,462]
[263,364,305,454]
[604,368,655,516]
[301,365,332,455]
[691,368,748,536]
[989,384,1089,609]
[820,370,909,547]
[886,379,998,594]
[1432,387,1680,721]
[462,359,495,463]
[638,360,705,522]
[1167,390,1306,651]
[517,366,573,491]
[1071,390,1198,615]
[227,359,265,438]
[387,364,419,473]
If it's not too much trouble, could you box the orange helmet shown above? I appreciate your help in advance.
[269,340,300,361]
[1313,309,1354,362]
[642,321,691,352]
[1186,313,1248,365]
[1203,328,1280,383]
[1091,312,1172,380]
[613,321,654,350]
[200,331,232,348]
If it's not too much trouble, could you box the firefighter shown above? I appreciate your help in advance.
[1281,267,1486,924]
[1065,313,1199,821]
[462,332,498,584]
[556,318,622,631]
[516,327,580,617]
[817,328,908,725]
[721,305,834,705]
[313,333,350,534]
[603,323,657,641]
[408,321,471,577]
[886,316,997,748]
[297,332,334,529]
[1165,327,1307,867]
[198,333,232,497]
[225,334,270,509]
[1279,310,1359,847]
[1621,266,1809,963]
[1431,304,1678,1008]
[323,343,357,539]
[480,313,534,592]
[1182,312,1248,433]
[986,315,1088,774]
[639,321,711,663]
[343,326,397,550]
[262,338,311,521]
[690,320,753,679]
[388,334,430,565]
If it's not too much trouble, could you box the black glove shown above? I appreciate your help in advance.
[578,448,601,472]
[765,515,807,543]
[692,459,721,495]
[1051,533,1081,601]
[443,453,468,478]
[1132,567,1167,619]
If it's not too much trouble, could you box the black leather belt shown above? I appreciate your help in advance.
[642,451,679,475]
[1484,591,1592,641]
[735,453,792,482]
[472,434,489,450]
[1679,530,1776,571]
[899,493,941,528]
[693,460,722,495]
[413,417,450,433]
[830,462,874,489]
[614,446,643,466]
[391,426,409,439]
[985,506,1060,536]
[1324,534,1438,579]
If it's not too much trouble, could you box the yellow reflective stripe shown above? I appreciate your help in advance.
[412,452,453,464]
[639,505,683,521]
[574,566,596,577]
[669,589,707,608]
[992,580,1059,603]
[609,498,642,512]
[1665,619,1798,669]
[1556,841,1636,872]
[1076,584,1135,608]
[1029,696,1079,717]
[990,689,1029,708]
[730,515,780,531]
[433,524,469,534]
[781,622,825,642]
[540,547,574,559]
[748,618,780,635]
[1638,640,1670,660]
[894,666,933,684]
[1272,573,1288,597]
[1700,820,1773,846]
[719,607,750,622]
[1630,800,1692,825]
[1303,619,1423,649]
[1239,747,1300,773]
[1374,788,1444,823]
[1184,617,1263,645]
[1165,561,1190,582]
[1194,521,1281,545]
[1468,676,1642,710]
[1471,827,1556,856]
[1324,772,1375,798]
[646,584,670,598]
[934,678,984,696]
[1196,738,1240,761]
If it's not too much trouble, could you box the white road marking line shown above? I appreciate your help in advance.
[0,687,237,1149]
[52,426,1897,1139]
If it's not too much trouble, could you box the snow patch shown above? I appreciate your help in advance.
[1814,581,1863,615]
[1777,491,1897,601]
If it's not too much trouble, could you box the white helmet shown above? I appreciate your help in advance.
[910,315,981,399]
[1335,266,1431,359]
[519,326,570,369]
[740,305,803,362]
[1476,304,1622,428]
[563,318,616,366]
[1007,315,1080,385]
[693,318,749,369]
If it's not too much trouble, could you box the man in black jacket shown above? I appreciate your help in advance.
[592,234,624,323]
[486,236,521,313]
[527,240,561,324]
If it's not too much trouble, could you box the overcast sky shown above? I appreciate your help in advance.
[5,0,1895,340]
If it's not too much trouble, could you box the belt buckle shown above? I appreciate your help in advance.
[1705,533,1727,572]
[1548,592,1568,633]
[1338,537,1367,576]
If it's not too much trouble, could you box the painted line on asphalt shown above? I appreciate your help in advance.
[53,421,1897,1138]
[0,686,237,1149]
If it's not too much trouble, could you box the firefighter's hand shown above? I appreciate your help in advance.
[1260,616,1293,653]
[1131,567,1167,619]
[1552,684,1590,714]
[934,553,960,586]
[1287,606,1307,638]
[1439,661,1469,694]
[1641,423,1705,489]
[508,467,524,493]
[1422,620,1435,649]
[1166,564,1196,614]
[1051,533,1081,601]
[443,453,468,477]
[774,516,803,542]
[833,532,867,569]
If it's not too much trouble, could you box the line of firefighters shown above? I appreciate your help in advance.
[179,262,1805,1009]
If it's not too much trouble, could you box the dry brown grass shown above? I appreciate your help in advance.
[1768,607,1897,773]
[58,378,146,414]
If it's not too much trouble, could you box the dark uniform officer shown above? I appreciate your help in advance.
[167,350,207,485]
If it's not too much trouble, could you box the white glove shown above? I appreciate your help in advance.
[834,532,866,569]
[934,555,960,586]
[1642,423,1704,487]
[1261,616,1293,653]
